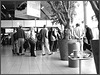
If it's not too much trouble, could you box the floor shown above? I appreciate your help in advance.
[1,45,97,74]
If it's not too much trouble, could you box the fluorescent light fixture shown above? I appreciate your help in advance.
[41,6,44,10]
[8,14,11,18]
[2,5,6,9]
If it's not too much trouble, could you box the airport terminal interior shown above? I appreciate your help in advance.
[1,1,99,74]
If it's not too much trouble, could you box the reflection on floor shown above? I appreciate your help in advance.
[1,45,97,74]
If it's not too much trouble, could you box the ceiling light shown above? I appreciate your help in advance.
[41,6,44,10]
[2,5,6,9]
[8,14,11,18]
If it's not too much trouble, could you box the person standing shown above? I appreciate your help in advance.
[83,25,93,57]
[49,28,56,52]
[29,27,37,57]
[23,27,36,57]
[53,28,59,52]
[48,27,52,51]
[74,23,85,52]
[17,25,25,55]
[85,25,93,51]
[11,28,18,54]
[69,26,75,39]
[40,25,53,56]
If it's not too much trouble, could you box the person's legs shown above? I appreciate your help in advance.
[14,41,17,54]
[12,41,15,54]
[49,40,52,50]
[80,40,83,52]
[18,38,24,55]
[88,39,92,51]
[53,40,58,52]
[83,41,87,51]
[16,40,19,54]
[28,39,36,56]
[50,41,54,52]
[20,38,24,54]
[42,42,45,55]
[87,39,90,44]
[18,39,21,54]
[12,37,15,54]
[45,38,52,55]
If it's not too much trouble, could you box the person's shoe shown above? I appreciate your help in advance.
[16,53,19,55]
[12,49,14,54]
[13,52,15,54]
[24,49,26,52]
[21,53,25,55]
[42,54,46,56]
[19,53,22,56]
[48,52,53,55]
[31,55,36,57]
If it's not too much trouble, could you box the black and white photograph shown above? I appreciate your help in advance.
[1,0,99,74]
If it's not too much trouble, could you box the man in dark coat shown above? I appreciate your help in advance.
[84,25,93,52]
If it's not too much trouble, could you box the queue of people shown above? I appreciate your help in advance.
[11,25,61,57]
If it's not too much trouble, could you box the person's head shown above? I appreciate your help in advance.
[13,28,16,32]
[50,27,52,31]
[76,23,80,27]
[43,25,46,28]
[52,28,55,31]
[19,25,22,28]
[85,25,88,28]
[15,28,18,32]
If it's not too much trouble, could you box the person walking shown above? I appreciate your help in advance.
[40,25,53,56]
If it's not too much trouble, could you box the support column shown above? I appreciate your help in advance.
[83,1,87,27]
[34,18,37,53]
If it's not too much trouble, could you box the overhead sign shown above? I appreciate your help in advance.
[15,1,40,19]
[27,1,40,18]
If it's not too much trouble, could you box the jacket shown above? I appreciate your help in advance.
[17,28,25,39]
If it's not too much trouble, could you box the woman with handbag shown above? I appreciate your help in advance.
[27,27,37,57]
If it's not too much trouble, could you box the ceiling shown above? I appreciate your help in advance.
[1,1,53,20]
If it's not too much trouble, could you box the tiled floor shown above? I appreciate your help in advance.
[1,45,97,74]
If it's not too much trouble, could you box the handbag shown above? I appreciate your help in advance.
[51,34,56,41]
[30,31,37,43]
[23,39,30,49]
[29,37,37,43]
